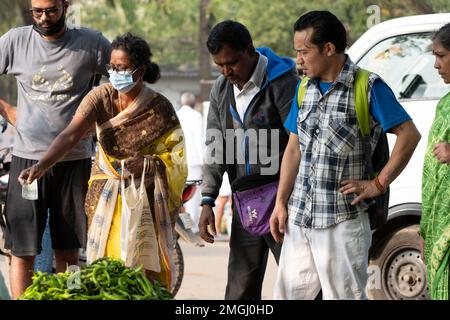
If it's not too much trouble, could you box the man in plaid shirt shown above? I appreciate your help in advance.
[270,11,421,299]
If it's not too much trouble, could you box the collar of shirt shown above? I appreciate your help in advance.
[307,55,358,90]
[233,52,268,97]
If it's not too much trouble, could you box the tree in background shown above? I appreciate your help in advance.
[0,0,449,102]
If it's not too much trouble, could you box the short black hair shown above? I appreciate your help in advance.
[111,33,160,84]
[206,20,253,55]
[294,11,347,53]
[434,22,450,51]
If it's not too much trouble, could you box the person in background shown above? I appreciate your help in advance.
[419,22,450,301]
[0,0,110,298]
[176,92,204,233]
[214,172,232,238]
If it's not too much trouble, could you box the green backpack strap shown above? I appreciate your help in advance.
[296,69,371,137]
[297,76,310,109]
[354,68,371,137]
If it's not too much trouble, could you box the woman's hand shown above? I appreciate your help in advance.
[125,154,145,176]
[18,163,46,185]
[433,142,450,164]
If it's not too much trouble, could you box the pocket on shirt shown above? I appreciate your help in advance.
[297,108,312,153]
[325,115,357,155]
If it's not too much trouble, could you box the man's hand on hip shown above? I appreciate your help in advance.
[339,179,384,206]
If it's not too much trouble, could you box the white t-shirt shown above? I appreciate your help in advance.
[176,105,204,170]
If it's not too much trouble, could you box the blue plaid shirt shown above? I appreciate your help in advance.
[288,57,383,229]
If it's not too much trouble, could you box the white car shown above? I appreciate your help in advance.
[347,13,450,300]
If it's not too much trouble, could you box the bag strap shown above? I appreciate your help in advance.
[295,69,375,177]
[296,69,371,134]
[354,68,376,178]
[296,76,310,109]
[354,68,370,137]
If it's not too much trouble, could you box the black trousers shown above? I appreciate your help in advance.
[224,204,323,300]
[225,205,281,300]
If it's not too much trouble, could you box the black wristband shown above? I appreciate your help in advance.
[201,197,216,207]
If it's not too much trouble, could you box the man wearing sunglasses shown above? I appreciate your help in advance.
[0,0,111,299]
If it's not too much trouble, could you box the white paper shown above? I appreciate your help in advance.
[22,179,38,200]
[179,212,194,230]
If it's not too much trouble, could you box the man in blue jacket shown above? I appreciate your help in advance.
[198,20,299,299]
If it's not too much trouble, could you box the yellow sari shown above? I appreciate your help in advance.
[85,86,187,289]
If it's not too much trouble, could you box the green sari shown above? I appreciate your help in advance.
[420,91,450,300]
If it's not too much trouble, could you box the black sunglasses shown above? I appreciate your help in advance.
[29,6,62,18]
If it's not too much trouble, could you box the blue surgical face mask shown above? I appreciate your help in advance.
[108,69,139,93]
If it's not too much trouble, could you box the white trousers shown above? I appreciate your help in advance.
[274,212,372,300]
[184,165,202,233]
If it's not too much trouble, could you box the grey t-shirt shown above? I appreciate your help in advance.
[0,25,111,160]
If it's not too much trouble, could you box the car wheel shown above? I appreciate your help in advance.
[367,224,429,300]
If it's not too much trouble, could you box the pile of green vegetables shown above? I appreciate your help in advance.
[19,257,173,300]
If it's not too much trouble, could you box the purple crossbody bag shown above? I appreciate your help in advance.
[232,181,278,237]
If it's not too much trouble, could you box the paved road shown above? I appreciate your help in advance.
[176,239,278,300]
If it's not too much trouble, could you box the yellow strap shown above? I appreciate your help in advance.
[88,145,121,187]
[98,145,121,179]
[296,77,310,109]
[88,174,115,188]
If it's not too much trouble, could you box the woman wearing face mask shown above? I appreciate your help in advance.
[419,23,450,300]
[19,33,187,290]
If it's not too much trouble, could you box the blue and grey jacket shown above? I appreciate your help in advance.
[202,47,299,200]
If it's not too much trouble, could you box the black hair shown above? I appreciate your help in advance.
[434,23,450,51]
[293,11,347,53]
[111,32,161,84]
[206,20,253,55]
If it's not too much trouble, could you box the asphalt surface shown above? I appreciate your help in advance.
[175,238,277,300]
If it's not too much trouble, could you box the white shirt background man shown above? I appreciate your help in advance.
[176,92,204,233]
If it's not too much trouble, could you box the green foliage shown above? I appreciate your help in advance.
[0,0,449,100]
[73,0,450,65]
[76,0,201,68]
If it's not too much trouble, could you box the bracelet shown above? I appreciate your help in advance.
[374,176,387,194]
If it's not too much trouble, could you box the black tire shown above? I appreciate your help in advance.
[367,224,429,300]
[171,240,184,297]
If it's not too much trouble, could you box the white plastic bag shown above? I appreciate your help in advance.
[120,159,160,272]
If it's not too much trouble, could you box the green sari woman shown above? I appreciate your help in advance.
[420,92,450,300]
[420,23,450,300]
